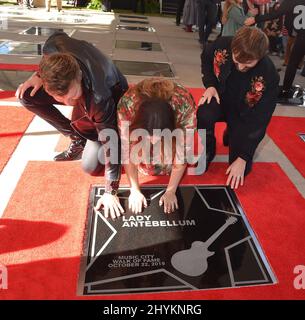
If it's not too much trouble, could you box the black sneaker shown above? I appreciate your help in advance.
[54,138,86,161]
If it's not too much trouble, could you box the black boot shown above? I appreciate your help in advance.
[54,136,86,161]
[205,145,216,171]
[244,160,253,177]
[193,128,216,175]
[278,88,294,99]
[202,128,216,172]
[223,127,229,147]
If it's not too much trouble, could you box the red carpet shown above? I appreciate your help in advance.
[0,161,304,299]
[268,116,305,178]
[0,91,17,100]
[0,63,38,71]
[0,106,33,173]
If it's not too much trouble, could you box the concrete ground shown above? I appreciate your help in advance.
[0,5,305,216]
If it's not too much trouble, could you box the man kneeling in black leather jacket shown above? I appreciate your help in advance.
[16,32,128,219]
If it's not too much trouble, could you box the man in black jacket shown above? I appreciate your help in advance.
[197,0,218,45]
[132,0,145,14]
[176,0,186,26]
[245,0,305,97]
[16,32,128,219]
[197,27,279,189]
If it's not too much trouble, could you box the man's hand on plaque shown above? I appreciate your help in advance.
[96,193,124,220]
[128,189,147,214]
[226,157,246,189]
[159,191,178,214]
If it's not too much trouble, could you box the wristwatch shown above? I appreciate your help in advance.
[104,189,117,196]
[104,180,119,196]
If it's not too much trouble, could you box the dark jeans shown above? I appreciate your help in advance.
[197,99,253,175]
[302,63,305,77]
[176,0,186,25]
[217,3,223,37]
[196,0,218,44]
[20,86,79,139]
[283,32,305,91]
[132,0,145,14]
[268,35,283,54]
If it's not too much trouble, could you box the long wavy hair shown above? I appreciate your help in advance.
[130,79,179,166]
[222,0,242,25]
[134,78,175,101]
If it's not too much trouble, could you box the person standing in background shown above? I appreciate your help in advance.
[263,2,283,55]
[176,0,186,26]
[222,0,257,37]
[23,0,34,9]
[248,0,272,29]
[245,0,305,98]
[102,0,111,12]
[132,0,145,14]
[182,0,198,32]
[197,0,218,45]
[46,0,62,12]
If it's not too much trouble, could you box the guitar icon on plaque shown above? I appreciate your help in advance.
[171,216,238,277]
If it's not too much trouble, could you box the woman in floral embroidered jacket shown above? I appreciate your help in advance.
[117,78,197,214]
[197,26,279,189]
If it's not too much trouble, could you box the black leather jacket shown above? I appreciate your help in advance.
[43,32,128,182]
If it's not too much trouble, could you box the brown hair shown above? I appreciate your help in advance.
[130,97,177,166]
[135,78,175,101]
[222,0,241,25]
[39,53,81,95]
[231,27,269,63]
[130,98,176,135]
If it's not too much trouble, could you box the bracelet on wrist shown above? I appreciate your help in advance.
[105,180,120,195]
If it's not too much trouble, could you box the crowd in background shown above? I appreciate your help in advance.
[176,0,305,77]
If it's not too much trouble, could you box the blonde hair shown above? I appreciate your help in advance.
[222,0,241,25]
[135,78,175,101]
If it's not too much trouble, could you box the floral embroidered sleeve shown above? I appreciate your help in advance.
[213,49,228,80]
[117,86,140,162]
[117,87,138,133]
[170,84,196,130]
